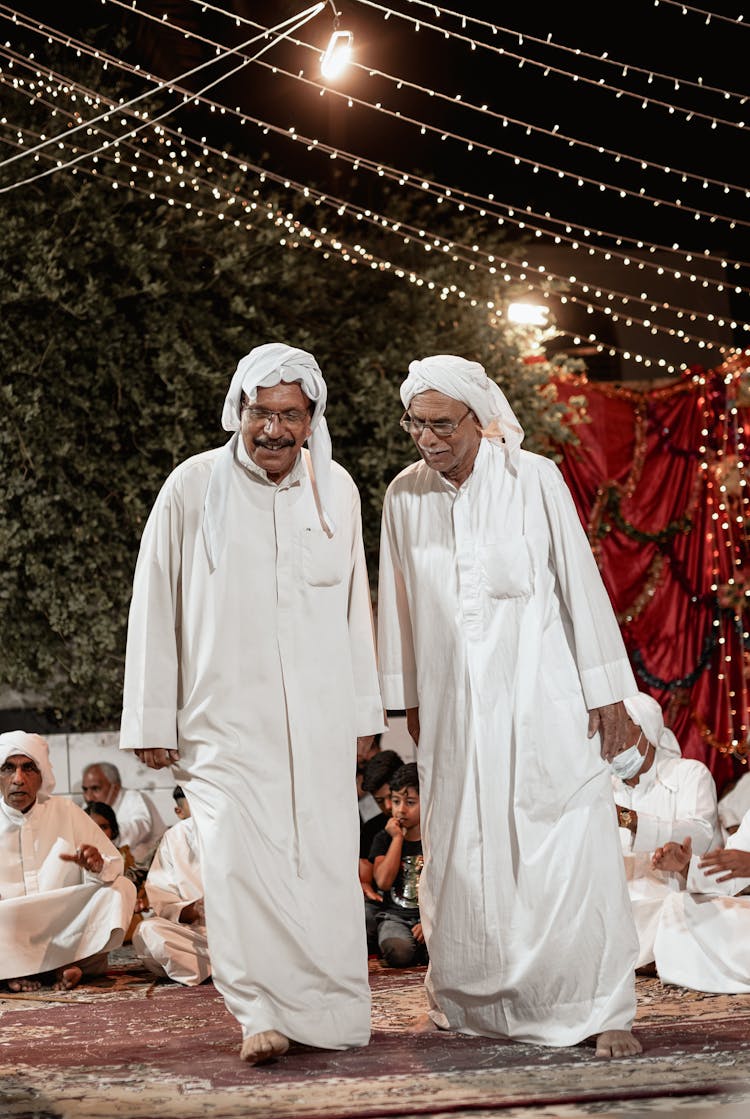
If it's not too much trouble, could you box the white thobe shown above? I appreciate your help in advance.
[120,444,384,1046]
[613,756,721,966]
[133,818,209,985]
[378,439,639,1046]
[654,810,750,992]
[0,796,136,980]
[718,772,750,837]
[112,787,162,862]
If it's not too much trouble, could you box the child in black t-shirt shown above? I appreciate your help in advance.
[369,763,427,968]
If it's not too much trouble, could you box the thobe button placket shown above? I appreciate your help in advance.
[20,817,39,895]
[452,491,482,641]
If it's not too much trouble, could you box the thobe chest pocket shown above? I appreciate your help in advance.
[478,538,534,599]
[301,527,346,587]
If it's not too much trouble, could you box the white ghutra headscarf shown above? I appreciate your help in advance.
[0,730,56,801]
[623,693,682,758]
[401,354,525,469]
[203,343,334,570]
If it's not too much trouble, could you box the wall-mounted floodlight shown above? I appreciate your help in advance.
[507,302,549,327]
[321,2,353,80]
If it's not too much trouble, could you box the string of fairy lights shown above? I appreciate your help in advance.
[0,0,747,750]
[0,40,744,365]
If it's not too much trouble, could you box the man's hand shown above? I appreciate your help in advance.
[60,844,104,875]
[406,706,420,747]
[180,899,206,925]
[356,735,376,764]
[412,922,425,944]
[588,701,630,763]
[698,845,750,883]
[135,748,180,770]
[652,836,691,875]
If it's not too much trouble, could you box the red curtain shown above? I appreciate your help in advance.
[552,362,749,795]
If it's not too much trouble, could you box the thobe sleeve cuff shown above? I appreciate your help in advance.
[580,660,638,711]
[155,895,201,923]
[686,858,750,897]
[120,705,178,752]
[356,695,388,736]
[380,671,419,711]
[632,812,664,853]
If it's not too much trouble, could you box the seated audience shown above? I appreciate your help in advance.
[652,809,750,992]
[357,734,383,826]
[359,749,404,953]
[85,800,148,942]
[0,731,135,992]
[81,761,164,862]
[717,772,750,837]
[370,763,427,969]
[131,786,210,985]
[611,693,721,968]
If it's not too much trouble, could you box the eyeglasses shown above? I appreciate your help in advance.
[242,406,310,427]
[399,407,472,438]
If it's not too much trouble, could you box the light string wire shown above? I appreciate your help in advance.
[350,0,747,130]
[4,3,749,277]
[97,0,750,230]
[372,0,749,104]
[3,47,745,346]
[175,0,750,202]
[653,0,747,31]
[0,1,326,189]
[0,109,715,375]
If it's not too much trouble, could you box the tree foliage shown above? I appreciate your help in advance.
[0,41,584,729]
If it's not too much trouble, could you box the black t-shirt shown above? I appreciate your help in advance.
[360,812,387,860]
[369,830,424,915]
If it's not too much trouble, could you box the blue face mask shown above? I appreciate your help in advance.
[610,731,645,780]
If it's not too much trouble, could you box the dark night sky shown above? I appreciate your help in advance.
[5,0,750,375]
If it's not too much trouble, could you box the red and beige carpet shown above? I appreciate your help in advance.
[1,956,749,1118]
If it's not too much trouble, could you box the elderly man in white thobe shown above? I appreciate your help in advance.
[132,807,210,986]
[120,342,385,1064]
[0,731,136,992]
[717,772,750,838]
[611,693,721,968]
[378,354,642,1058]
[651,810,750,991]
[81,761,163,862]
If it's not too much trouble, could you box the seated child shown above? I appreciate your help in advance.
[369,763,427,968]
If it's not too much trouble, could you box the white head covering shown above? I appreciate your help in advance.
[203,343,335,570]
[623,693,681,758]
[401,355,524,468]
[0,730,56,801]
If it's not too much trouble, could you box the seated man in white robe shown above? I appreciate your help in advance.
[717,772,750,838]
[81,761,163,862]
[132,787,210,985]
[0,731,136,992]
[612,693,721,968]
[651,811,750,992]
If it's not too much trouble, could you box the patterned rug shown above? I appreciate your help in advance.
[1,958,749,1119]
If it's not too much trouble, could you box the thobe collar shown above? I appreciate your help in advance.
[0,797,36,827]
[618,751,679,798]
[235,434,307,489]
[431,435,492,497]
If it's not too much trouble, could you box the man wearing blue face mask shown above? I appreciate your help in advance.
[611,693,722,970]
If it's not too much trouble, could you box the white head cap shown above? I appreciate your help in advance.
[401,355,524,467]
[0,730,56,801]
[623,693,681,758]
[203,343,335,570]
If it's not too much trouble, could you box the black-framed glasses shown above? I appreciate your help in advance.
[242,406,310,427]
[399,407,472,438]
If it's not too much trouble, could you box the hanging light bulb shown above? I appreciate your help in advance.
[321,2,353,80]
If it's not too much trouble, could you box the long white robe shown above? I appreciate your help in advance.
[0,796,136,980]
[717,772,750,837]
[654,810,750,992]
[613,755,721,966]
[133,817,210,985]
[378,439,639,1046]
[120,444,384,1046]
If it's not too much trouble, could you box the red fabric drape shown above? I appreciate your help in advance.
[552,364,749,795]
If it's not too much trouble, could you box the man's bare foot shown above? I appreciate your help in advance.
[595,1029,642,1058]
[52,966,83,991]
[6,977,43,993]
[240,1029,290,1065]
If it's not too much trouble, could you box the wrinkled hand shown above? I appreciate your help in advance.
[357,735,377,764]
[135,748,180,770]
[698,845,750,883]
[406,706,420,747]
[60,844,104,875]
[588,701,630,763]
[412,922,425,945]
[652,836,691,875]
